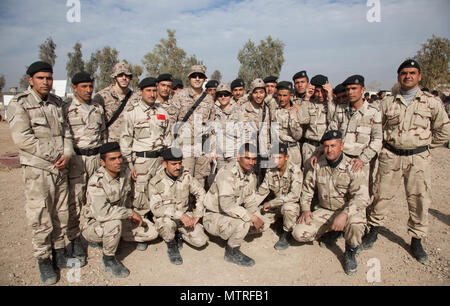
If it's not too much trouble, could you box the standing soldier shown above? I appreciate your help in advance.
[171,78,184,96]
[63,72,107,267]
[92,61,139,142]
[155,73,177,124]
[148,148,208,265]
[7,61,75,284]
[81,142,158,278]
[264,75,278,98]
[256,143,302,250]
[292,130,370,275]
[231,78,247,105]
[171,65,215,188]
[205,80,219,98]
[120,77,172,250]
[292,70,309,105]
[334,84,348,105]
[203,143,269,267]
[362,60,450,263]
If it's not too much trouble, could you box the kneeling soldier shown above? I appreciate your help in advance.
[148,147,208,265]
[81,142,158,278]
[292,131,370,275]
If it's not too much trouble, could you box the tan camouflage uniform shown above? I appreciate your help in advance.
[7,89,74,259]
[171,88,215,187]
[203,162,270,248]
[148,167,208,247]
[256,161,302,231]
[292,154,370,247]
[81,166,158,256]
[367,89,450,238]
[63,97,106,240]
[120,100,172,217]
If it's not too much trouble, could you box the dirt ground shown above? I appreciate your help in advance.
[0,120,448,286]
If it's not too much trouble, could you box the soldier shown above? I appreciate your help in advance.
[364,92,370,103]
[203,143,269,267]
[292,130,370,275]
[7,61,75,284]
[148,147,208,265]
[205,80,219,97]
[171,78,184,96]
[292,70,309,105]
[362,60,450,263]
[120,77,172,250]
[377,90,386,100]
[63,72,107,267]
[231,78,246,105]
[81,142,158,278]
[171,65,215,188]
[334,83,347,105]
[256,143,302,250]
[156,73,173,104]
[92,61,139,142]
[264,75,278,97]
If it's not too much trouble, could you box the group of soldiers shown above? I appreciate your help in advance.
[6,58,450,285]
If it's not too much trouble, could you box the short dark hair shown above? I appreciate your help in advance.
[238,143,258,156]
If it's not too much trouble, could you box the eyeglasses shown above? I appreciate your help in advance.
[217,93,231,98]
[190,73,206,79]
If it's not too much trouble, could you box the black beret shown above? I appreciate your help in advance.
[397,59,421,74]
[27,61,53,77]
[292,70,308,81]
[263,76,278,84]
[139,77,157,89]
[320,130,342,144]
[334,84,346,94]
[269,143,288,155]
[157,73,173,83]
[205,80,219,88]
[276,81,293,91]
[171,78,183,89]
[231,78,245,89]
[99,142,121,155]
[310,74,328,87]
[342,75,365,87]
[72,72,94,85]
[162,147,183,161]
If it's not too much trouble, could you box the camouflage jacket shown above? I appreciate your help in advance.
[203,162,260,222]
[266,99,303,143]
[212,103,241,158]
[380,89,450,149]
[300,154,370,217]
[148,167,206,220]
[7,89,74,174]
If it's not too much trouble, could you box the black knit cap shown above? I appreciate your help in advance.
[26,61,53,77]
[342,75,365,87]
[276,81,293,91]
[320,130,342,144]
[334,84,346,94]
[310,74,328,87]
[397,59,421,74]
[162,147,183,161]
[139,77,157,89]
[231,78,245,90]
[157,73,173,83]
[205,80,219,88]
[292,70,308,81]
[99,142,121,155]
[72,72,94,85]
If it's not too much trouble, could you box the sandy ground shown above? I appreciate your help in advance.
[0,120,448,286]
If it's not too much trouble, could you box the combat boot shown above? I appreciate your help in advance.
[411,237,428,264]
[176,231,183,250]
[224,245,255,267]
[274,231,290,250]
[53,247,75,269]
[361,226,380,250]
[136,242,148,251]
[319,231,342,248]
[102,255,130,278]
[38,257,57,285]
[70,236,86,267]
[343,244,358,275]
[167,239,183,265]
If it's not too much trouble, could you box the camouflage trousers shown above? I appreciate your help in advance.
[261,202,300,232]
[367,149,431,239]
[302,142,320,173]
[132,156,162,216]
[203,211,270,248]
[67,154,100,240]
[22,166,69,259]
[153,212,208,247]
[292,207,367,247]
[81,217,158,256]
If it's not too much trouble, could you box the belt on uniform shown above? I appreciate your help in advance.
[383,143,428,156]
[74,147,100,156]
[282,141,298,148]
[302,138,320,147]
[345,153,359,159]
[135,150,162,158]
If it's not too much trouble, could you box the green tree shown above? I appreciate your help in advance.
[413,35,450,90]
[39,37,57,67]
[237,36,285,87]
[0,75,5,93]
[142,29,205,85]
[210,70,222,83]
[66,42,85,80]
[19,71,29,90]
[86,47,119,91]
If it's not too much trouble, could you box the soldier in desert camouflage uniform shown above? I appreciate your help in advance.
[362,60,450,263]
[292,130,370,275]
[203,143,269,267]
[231,78,247,106]
[148,147,208,265]
[81,142,158,278]
[63,72,107,267]
[7,61,75,285]
[155,73,178,125]
[292,70,309,105]
[92,61,140,142]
